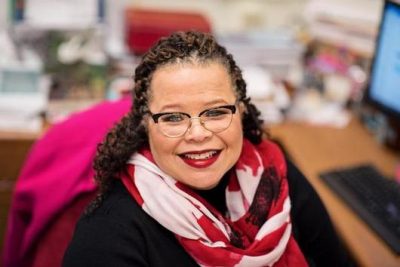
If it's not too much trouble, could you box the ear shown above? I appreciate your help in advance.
[141,114,150,133]
[238,101,247,117]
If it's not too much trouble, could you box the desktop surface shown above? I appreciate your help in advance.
[269,116,400,267]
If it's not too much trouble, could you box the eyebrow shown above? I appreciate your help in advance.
[157,99,234,113]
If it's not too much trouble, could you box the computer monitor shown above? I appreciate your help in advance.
[365,0,400,149]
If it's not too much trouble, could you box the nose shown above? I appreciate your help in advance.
[184,117,212,142]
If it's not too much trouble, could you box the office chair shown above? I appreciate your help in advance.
[2,97,131,267]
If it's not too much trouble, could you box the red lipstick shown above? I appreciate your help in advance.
[179,150,220,168]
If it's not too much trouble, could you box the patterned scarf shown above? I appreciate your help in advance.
[121,139,308,267]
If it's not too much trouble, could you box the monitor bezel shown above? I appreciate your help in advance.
[365,0,400,122]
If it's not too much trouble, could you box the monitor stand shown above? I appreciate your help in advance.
[358,105,400,152]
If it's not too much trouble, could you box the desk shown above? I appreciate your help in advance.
[0,118,399,266]
[270,117,400,267]
[0,131,38,255]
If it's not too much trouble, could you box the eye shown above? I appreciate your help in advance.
[203,108,231,118]
[159,113,186,123]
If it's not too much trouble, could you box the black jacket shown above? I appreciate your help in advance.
[63,160,353,267]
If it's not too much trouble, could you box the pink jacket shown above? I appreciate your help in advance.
[2,97,131,267]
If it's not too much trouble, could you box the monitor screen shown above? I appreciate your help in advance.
[367,0,400,119]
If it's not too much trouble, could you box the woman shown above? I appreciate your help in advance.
[63,31,352,267]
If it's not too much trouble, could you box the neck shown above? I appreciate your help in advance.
[193,171,231,215]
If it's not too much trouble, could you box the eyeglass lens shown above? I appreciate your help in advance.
[157,106,235,137]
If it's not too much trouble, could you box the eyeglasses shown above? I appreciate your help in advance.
[149,104,237,138]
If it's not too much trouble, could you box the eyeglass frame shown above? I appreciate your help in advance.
[148,104,237,138]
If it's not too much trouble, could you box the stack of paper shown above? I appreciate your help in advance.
[304,0,383,57]
[218,30,304,80]
[0,30,48,132]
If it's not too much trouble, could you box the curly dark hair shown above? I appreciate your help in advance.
[87,31,265,213]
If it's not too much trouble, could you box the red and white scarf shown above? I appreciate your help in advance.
[121,139,308,267]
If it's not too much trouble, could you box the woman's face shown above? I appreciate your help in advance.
[146,62,243,190]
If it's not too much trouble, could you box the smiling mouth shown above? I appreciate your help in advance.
[178,150,221,168]
[181,150,219,160]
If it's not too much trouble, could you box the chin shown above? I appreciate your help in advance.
[186,175,222,190]
[193,182,218,190]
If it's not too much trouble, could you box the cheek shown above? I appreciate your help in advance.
[231,117,244,139]
[222,118,244,153]
[149,126,164,153]
[148,126,178,163]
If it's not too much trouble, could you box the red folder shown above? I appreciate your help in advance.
[125,8,212,55]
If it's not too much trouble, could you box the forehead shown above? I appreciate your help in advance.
[148,62,236,111]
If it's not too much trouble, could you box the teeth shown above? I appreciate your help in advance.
[184,151,217,160]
